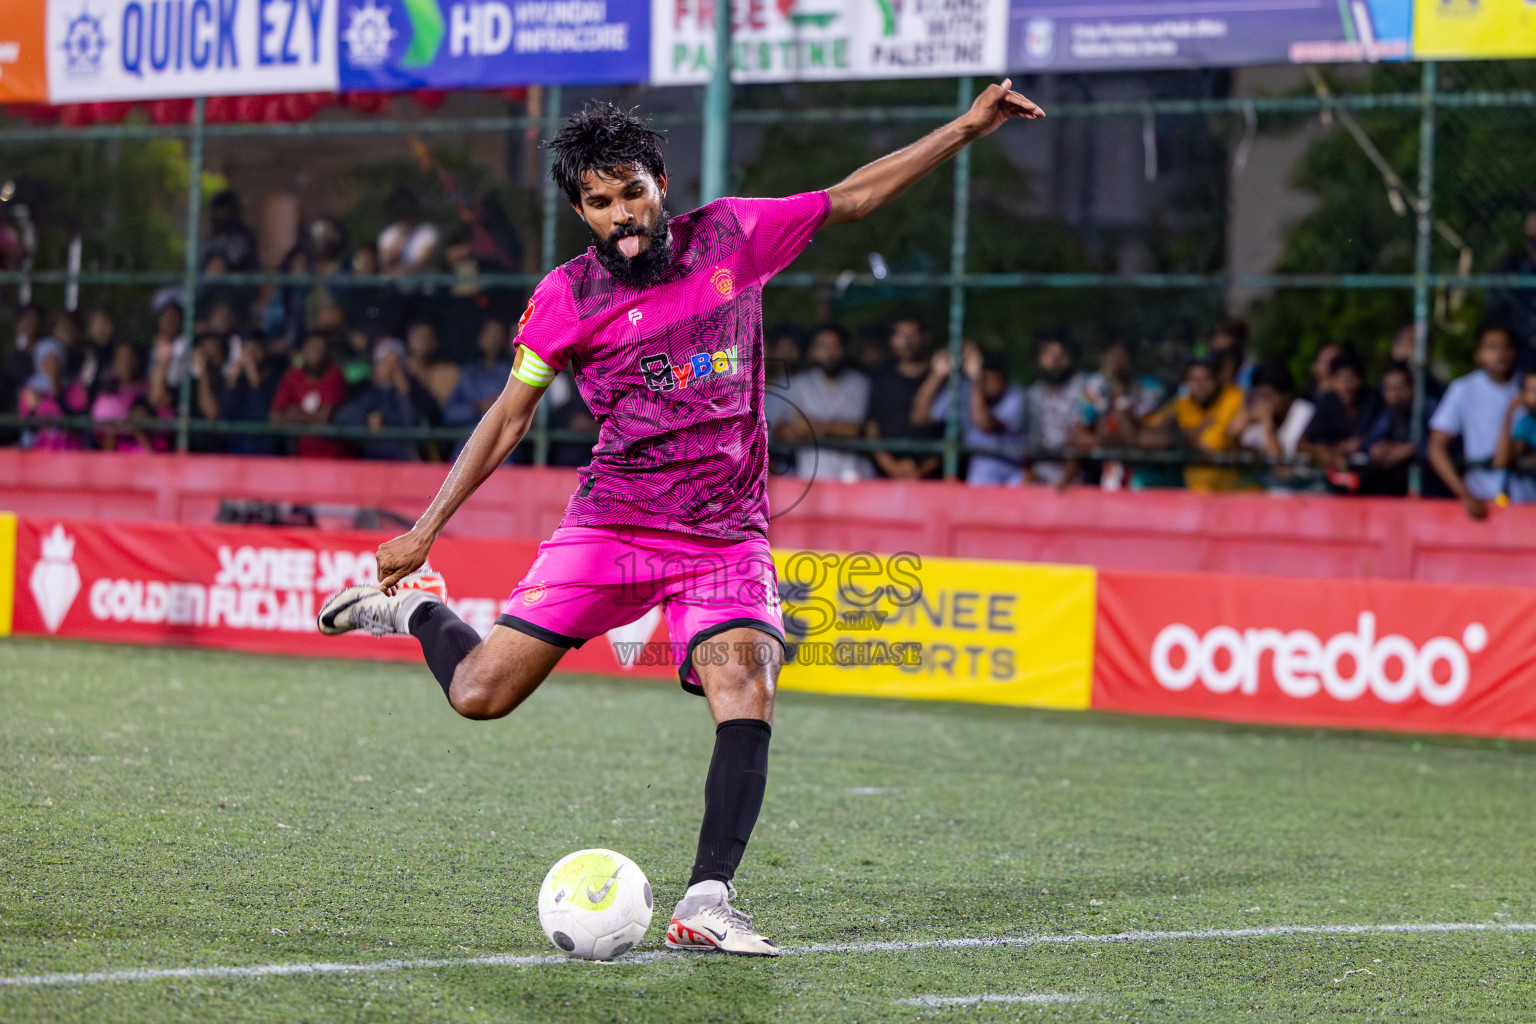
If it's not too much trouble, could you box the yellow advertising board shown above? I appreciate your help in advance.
[0,512,15,636]
[772,549,1095,709]
[1414,0,1536,59]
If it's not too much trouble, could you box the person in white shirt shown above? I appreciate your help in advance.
[1428,324,1529,519]
[766,324,873,483]
[377,188,442,279]
[1233,361,1314,460]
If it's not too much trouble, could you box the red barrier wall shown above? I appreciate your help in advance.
[5,449,1536,585]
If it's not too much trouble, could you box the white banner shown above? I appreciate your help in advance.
[46,0,339,103]
[651,0,1006,86]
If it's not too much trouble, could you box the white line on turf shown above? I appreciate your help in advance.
[3,921,1534,990]
[897,993,1081,1007]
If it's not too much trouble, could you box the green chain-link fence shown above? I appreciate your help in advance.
[2,62,1535,490]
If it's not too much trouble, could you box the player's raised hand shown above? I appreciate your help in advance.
[962,79,1045,138]
[376,528,434,595]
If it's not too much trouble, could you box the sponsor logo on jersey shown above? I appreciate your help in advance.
[517,298,536,332]
[639,345,740,393]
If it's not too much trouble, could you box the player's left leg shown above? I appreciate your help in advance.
[648,525,786,956]
[665,625,783,955]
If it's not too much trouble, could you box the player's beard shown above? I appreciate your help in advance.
[594,211,674,289]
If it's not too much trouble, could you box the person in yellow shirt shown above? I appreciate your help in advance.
[1140,359,1247,492]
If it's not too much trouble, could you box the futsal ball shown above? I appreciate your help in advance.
[537,849,653,960]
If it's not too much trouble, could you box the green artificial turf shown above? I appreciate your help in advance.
[2,637,1534,1022]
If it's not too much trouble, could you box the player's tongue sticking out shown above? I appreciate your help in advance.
[596,210,674,288]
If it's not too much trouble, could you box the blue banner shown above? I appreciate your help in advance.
[338,0,648,90]
[1009,0,1412,72]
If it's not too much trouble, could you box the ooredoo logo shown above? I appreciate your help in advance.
[1150,612,1485,707]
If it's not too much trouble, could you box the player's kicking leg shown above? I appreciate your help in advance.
[666,625,782,957]
[317,584,565,718]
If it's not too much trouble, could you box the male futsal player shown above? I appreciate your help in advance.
[317,82,1043,955]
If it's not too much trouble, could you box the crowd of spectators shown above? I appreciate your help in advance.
[765,312,1536,512]
[0,186,594,466]
[4,187,1536,514]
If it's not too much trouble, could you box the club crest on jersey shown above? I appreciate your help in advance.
[640,345,741,393]
[710,267,734,297]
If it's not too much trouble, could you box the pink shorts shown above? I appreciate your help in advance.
[499,525,784,695]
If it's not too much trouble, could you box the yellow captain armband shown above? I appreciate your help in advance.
[512,347,556,387]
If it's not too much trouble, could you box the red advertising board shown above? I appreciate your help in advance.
[10,517,674,679]
[1093,569,1536,740]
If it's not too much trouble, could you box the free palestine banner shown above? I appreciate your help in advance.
[1007,0,1413,72]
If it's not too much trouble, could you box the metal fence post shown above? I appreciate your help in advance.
[533,84,562,468]
[943,77,973,481]
[176,96,206,453]
[1409,61,1436,497]
[700,0,733,203]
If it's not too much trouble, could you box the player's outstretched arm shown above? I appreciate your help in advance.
[822,79,1043,229]
[375,362,548,593]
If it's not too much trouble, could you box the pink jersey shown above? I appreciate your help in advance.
[515,191,830,540]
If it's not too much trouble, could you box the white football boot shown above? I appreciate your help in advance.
[316,580,442,637]
[665,881,780,957]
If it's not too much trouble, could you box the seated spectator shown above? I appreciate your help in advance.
[1077,342,1165,491]
[147,292,190,407]
[1487,202,1536,363]
[406,319,461,408]
[767,323,873,482]
[186,332,232,453]
[1494,367,1536,501]
[1024,331,1087,488]
[18,338,88,450]
[7,302,44,383]
[1080,341,1165,443]
[337,324,376,391]
[270,331,349,459]
[199,189,260,320]
[1304,341,1342,404]
[914,341,1027,486]
[1,302,44,443]
[272,215,351,348]
[855,323,892,376]
[1390,324,1444,404]
[335,339,440,460]
[1232,361,1314,461]
[1139,359,1246,492]
[766,321,803,387]
[1300,347,1384,477]
[1429,324,1528,519]
[1208,319,1254,391]
[220,335,284,456]
[1357,362,1424,497]
[444,318,512,427]
[90,341,151,450]
[85,303,119,386]
[45,309,97,393]
[378,188,441,278]
[864,317,940,480]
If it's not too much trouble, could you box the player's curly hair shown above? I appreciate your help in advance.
[547,102,667,207]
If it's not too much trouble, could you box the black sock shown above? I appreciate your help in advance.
[408,601,480,699]
[689,718,772,887]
